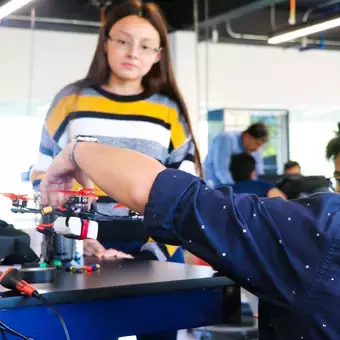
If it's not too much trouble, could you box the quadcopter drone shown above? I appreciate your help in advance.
[1,189,143,241]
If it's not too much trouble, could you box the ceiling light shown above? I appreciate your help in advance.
[0,0,36,20]
[268,14,340,45]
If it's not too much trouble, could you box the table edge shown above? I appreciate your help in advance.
[0,276,235,310]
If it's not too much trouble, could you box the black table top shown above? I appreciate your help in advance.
[0,259,235,310]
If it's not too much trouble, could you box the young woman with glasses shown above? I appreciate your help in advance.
[31,2,202,339]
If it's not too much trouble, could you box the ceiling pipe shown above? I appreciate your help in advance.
[289,0,296,25]
[5,13,177,32]
[225,19,340,47]
[303,0,340,22]
[270,3,276,30]
[226,20,268,41]
[194,0,286,30]
[6,14,101,27]
[300,1,340,51]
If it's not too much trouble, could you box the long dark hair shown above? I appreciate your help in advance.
[73,0,203,177]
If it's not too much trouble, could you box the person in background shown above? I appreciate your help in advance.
[227,152,286,198]
[326,122,340,193]
[203,123,269,187]
[30,1,202,339]
[283,160,301,176]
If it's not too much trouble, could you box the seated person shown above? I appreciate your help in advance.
[326,122,340,192]
[228,153,286,198]
[277,175,334,199]
[284,160,301,176]
[278,160,332,199]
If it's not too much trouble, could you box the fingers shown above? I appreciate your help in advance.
[48,183,68,207]
[102,249,134,259]
[40,182,63,207]
[40,174,75,207]
[83,240,133,259]
[84,248,133,259]
[74,172,97,210]
[84,239,106,258]
[39,176,49,206]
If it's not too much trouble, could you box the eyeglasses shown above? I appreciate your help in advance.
[107,36,162,56]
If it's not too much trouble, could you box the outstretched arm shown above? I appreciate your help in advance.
[40,142,165,213]
[41,142,340,304]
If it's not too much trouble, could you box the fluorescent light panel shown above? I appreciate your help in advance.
[0,0,35,20]
[268,15,340,45]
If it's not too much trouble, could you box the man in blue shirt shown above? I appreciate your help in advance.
[203,123,268,187]
[227,152,286,198]
[40,141,340,340]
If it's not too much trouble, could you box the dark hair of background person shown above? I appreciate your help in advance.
[284,160,301,173]
[71,0,203,177]
[243,123,269,142]
[326,122,340,161]
[230,153,256,182]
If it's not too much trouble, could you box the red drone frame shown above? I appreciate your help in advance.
[1,188,140,225]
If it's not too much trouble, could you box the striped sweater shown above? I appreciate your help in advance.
[31,85,196,256]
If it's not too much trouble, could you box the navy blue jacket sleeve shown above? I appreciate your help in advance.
[144,169,340,306]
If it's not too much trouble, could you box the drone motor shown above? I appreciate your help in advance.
[12,199,28,208]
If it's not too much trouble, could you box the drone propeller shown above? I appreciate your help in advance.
[0,193,32,201]
[49,188,99,199]
[113,203,141,217]
[113,203,128,209]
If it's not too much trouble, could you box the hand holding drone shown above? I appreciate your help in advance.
[1,189,143,241]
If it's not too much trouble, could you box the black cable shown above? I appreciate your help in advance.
[92,208,144,221]
[92,208,112,218]
[0,322,32,339]
[35,295,70,340]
